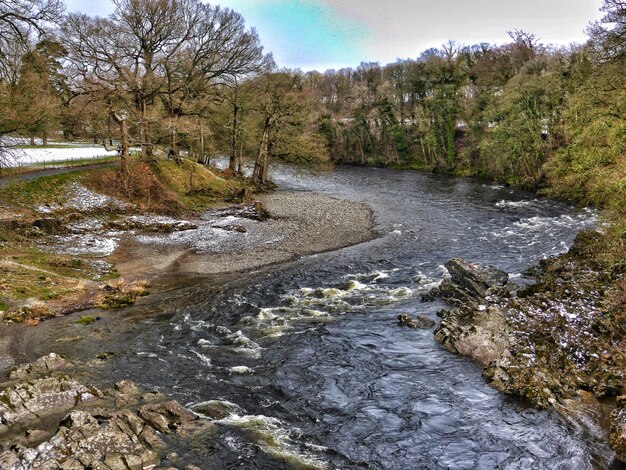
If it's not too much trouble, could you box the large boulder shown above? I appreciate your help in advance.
[445,258,509,297]
[434,305,512,366]
[426,258,510,305]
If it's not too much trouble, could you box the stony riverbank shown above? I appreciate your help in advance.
[426,231,625,463]
[0,168,375,324]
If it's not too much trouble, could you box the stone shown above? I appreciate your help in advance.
[9,353,71,381]
[115,380,140,396]
[434,305,511,366]
[397,314,435,329]
[0,377,99,428]
[610,408,626,463]
[445,258,509,298]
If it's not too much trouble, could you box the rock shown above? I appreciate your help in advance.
[0,356,215,468]
[397,314,435,329]
[212,202,269,221]
[434,305,512,366]
[192,400,243,420]
[0,376,100,428]
[610,407,626,463]
[138,400,206,436]
[445,258,509,297]
[426,258,509,305]
[32,218,66,235]
[9,353,71,381]
[212,223,247,233]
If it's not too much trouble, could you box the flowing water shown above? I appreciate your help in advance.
[27,166,621,469]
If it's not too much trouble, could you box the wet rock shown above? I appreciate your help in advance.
[445,258,509,297]
[434,305,512,366]
[115,380,141,396]
[424,259,510,306]
[0,376,100,430]
[397,313,435,329]
[192,400,243,420]
[138,400,210,436]
[9,353,71,381]
[610,407,626,463]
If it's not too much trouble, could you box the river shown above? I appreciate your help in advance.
[25,165,617,469]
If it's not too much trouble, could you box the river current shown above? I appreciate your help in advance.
[28,166,617,469]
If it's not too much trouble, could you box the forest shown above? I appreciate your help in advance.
[0,0,624,210]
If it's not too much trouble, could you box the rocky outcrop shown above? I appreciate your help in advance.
[435,306,513,367]
[611,396,626,463]
[431,259,515,367]
[423,258,511,305]
[0,354,214,469]
[429,232,625,461]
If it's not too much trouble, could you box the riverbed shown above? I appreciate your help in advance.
[12,165,616,469]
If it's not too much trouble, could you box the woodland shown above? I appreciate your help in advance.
[0,0,623,210]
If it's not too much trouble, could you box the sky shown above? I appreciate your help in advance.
[65,0,605,71]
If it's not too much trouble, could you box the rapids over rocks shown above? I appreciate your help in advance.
[17,166,618,469]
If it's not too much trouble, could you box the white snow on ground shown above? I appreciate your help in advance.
[36,183,129,213]
[9,146,118,166]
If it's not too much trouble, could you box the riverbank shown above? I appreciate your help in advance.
[112,191,375,278]
[0,160,375,331]
[427,231,625,463]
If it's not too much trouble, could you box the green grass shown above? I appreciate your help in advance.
[0,170,86,207]
[0,301,7,311]
[152,158,251,210]
[75,315,96,325]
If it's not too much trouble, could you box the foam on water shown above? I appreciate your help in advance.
[216,413,329,469]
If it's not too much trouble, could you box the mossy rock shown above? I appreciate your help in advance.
[75,315,97,325]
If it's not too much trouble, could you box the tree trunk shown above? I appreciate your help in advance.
[253,117,270,184]
[139,98,152,159]
[199,118,206,164]
[42,129,48,147]
[111,112,130,174]
[262,137,273,185]
[229,102,239,172]
[120,119,129,174]
[169,113,180,162]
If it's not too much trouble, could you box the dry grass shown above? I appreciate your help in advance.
[86,161,182,214]
[95,278,150,310]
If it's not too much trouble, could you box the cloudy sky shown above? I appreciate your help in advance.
[65,0,605,71]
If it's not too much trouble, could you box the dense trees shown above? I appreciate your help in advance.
[296,14,623,201]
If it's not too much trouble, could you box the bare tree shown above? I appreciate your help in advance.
[62,0,268,166]
[587,0,626,61]
[0,0,63,167]
[0,0,63,78]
